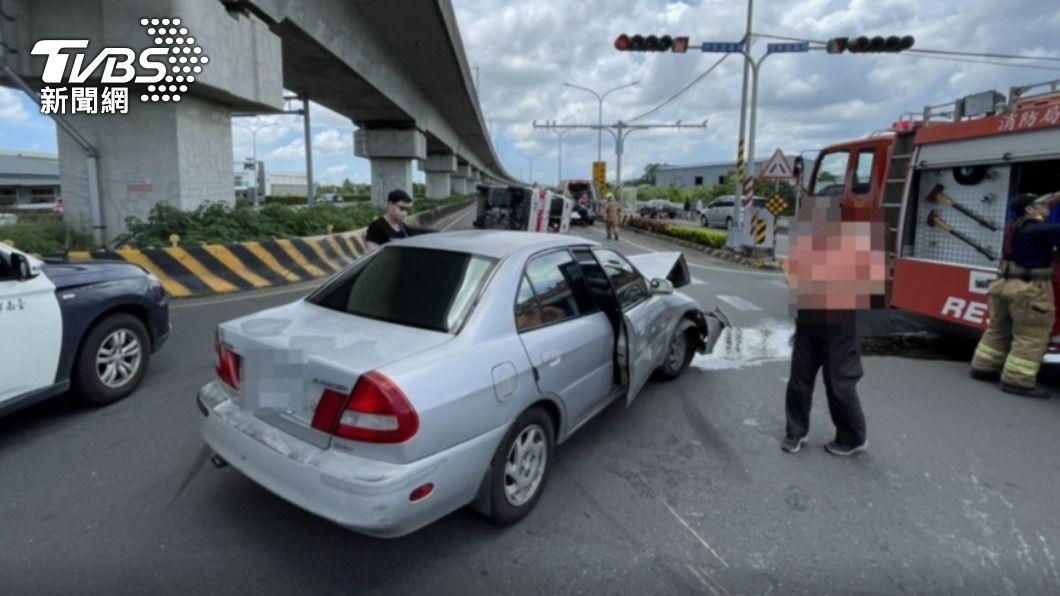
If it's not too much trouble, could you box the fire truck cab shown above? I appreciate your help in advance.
[804,79,1060,361]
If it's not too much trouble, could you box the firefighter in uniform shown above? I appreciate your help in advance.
[970,191,1060,398]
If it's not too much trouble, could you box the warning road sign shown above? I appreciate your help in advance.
[766,193,788,217]
[759,148,794,180]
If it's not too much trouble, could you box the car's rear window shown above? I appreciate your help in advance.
[307,247,496,333]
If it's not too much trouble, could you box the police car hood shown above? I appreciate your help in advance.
[42,260,148,290]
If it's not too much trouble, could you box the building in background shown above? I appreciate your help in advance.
[267,172,310,197]
[0,150,61,206]
[655,158,773,189]
[234,158,266,202]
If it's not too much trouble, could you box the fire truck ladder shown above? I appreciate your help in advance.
[883,132,916,260]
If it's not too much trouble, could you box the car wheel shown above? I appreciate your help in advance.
[486,407,555,526]
[653,327,696,381]
[73,313,151,406]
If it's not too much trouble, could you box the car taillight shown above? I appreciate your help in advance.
[214,329,241,390]
[310,371,419,444]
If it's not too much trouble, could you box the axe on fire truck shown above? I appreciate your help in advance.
[927,210,997,261]
[926,184,998,231]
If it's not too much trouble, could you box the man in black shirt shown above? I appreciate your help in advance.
[365,189,436,249]
[971,190,1060,398]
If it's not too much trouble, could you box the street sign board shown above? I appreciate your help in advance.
[592,161,607,194]
[759,149,794,180]
[700,41,744,53]
[766,42,810,53]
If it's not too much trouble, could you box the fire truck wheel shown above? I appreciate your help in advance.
[953,165,988,186]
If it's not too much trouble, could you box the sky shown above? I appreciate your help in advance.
[1,0,1059,187]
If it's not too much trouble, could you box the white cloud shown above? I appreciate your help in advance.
[0,88,29,123]
[268,138,306,160]
[454,0,1060,183]
[313,129,352,155]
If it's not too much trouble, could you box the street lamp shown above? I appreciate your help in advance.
[544,124,571,185]
[562,81,638,162]
[518,151,544,185]
[233,118,277,206]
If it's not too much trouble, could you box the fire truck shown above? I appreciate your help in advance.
[800,79,1060,361]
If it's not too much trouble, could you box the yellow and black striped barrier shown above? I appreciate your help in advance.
[20,201,474,298]
[64,230,372,298]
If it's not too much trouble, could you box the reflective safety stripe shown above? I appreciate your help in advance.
[974,343,1005,364]
[1003,354,1041,379]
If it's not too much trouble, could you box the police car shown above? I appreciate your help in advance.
[0,241,169,417]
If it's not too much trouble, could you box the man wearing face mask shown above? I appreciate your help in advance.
[365,189,436,249]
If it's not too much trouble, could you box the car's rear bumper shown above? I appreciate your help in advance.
[197,381,506,538]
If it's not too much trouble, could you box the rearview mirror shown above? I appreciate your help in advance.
[649,278,674,295]
[10,252,36,281]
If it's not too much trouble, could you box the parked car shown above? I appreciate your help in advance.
[314,193,344,204]
[699,195,767,228]
[0,241,170,417]
[198,231,729,538]
[639,199,679,219]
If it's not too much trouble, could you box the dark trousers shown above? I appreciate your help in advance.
[785,326,867,447]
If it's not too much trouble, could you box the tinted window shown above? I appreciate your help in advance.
[572,248,618,314]
[853,149,875,194]
[813,151,850,197]
[592,249,650,310]
[308,247,495,333]
[522,251,587,326]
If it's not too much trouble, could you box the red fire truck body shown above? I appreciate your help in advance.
[804,80,1060,361]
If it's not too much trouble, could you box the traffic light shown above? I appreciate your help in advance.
[826,35,915,54]
[614,34,688,52]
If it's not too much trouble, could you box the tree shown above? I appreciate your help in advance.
[633,163,663,186]
[341,178,355,193]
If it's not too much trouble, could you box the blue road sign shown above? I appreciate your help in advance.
[766,42,811,53]
[700,41,745,53]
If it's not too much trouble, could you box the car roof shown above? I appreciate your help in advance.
[392,231,597,260]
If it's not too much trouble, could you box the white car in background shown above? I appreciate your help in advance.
[198,231,728,538]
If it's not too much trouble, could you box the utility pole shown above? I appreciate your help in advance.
[732,0,754,248]
[535,119,707,204]
[562,82,638,162]
[543,124,570,184]
[299,92,314,202]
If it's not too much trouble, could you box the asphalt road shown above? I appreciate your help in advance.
[3,208,1060,595]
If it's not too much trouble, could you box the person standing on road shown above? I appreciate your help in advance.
[365,189,436,249]
[604,193,622,241]
[684,198,693,221]
[970,190,1060,398]
[695,198,703,222]
[781,197,887,456]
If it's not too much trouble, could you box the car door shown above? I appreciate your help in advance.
[516,250,614,429]
[591,248,669,405]
[0,244,63,405]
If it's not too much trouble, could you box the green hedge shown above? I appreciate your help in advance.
[0,213,95,254]
[115,202,383,248]
[625,217,727,249]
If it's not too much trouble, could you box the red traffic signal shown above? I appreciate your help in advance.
[615,33,686,52]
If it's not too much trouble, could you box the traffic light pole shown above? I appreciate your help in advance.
[731,0,754,248]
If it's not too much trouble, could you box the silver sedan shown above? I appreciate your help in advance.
[198,231,728,538]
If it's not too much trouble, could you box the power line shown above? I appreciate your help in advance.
[628,54,730,122]
[900,52,1060,72]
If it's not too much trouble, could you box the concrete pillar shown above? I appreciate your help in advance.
[56,95,234,245]
[451,163,471,196]
[424,153,457,199]
[354,128,427,206]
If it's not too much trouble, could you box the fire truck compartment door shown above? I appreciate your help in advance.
[917,128,1060,169]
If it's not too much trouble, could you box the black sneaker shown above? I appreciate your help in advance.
[824,441,867,457]
[969,369,1001,382]
[1000,382,1050,399]
[780,435,807,453]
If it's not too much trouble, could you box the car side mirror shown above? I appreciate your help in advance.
[10,252,36,281]
[649,278,674,295]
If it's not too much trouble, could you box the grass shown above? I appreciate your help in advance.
[625,217,728,249]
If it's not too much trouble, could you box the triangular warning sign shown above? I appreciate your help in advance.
[759,149,794,180]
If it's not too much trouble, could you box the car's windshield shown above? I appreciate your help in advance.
[307,247,496,333]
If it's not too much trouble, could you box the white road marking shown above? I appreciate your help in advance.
[770,279,789,289]
[662,500,729,568]
[716,294,763,311]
